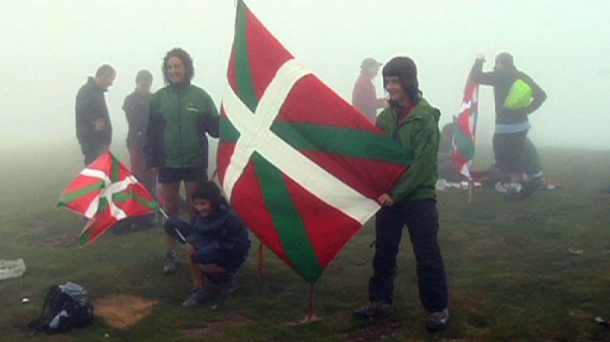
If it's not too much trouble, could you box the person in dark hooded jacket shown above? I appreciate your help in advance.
[164,181,250,308]
[470,52,547,198]
[123,69,155,227]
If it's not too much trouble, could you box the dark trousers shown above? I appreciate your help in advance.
[82,144,109,166]
[369,199,448,313]
[493,131,528,174]
[128,143,157,224]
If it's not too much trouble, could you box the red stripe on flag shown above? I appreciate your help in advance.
[277,75,384,133]
[283,175,362,269]
[62,176,102,196]
[81,208,119,245]
[217,141,237,185]
[244,7,293,100]
[231,162,292,267]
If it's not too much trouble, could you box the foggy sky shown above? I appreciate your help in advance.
[1,0,609,155]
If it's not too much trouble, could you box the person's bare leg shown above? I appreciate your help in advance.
[162,182,181,274]
[184,181,198,223]
[186,243,205,289]
[201,264,237,295]
[162,182,181,249]
[181,248,216,307]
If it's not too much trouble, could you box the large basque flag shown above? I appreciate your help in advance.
[58,152,159,246]
[218,0,411,283]
[452,80,479,180]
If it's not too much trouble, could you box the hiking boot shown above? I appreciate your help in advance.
[181,288,212,308]
[220,274,238,296]
[163,250,180,274]
[353,302,394,319]
[427,308,449,332]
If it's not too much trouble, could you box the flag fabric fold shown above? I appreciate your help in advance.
[58,152,159,246]
[452,80,479,181]
[218,0,411,283]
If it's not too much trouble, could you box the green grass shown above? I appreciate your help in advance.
[1,144,610,341]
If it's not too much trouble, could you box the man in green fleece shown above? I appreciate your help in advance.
[354,57,449,333]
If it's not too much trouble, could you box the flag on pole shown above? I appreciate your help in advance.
[452,80,479,181]
[58,152,159,246]
[218,0,411,283]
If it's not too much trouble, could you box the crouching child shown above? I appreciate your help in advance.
[164,181,251,308]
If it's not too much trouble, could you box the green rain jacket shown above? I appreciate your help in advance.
[376,98,441,202]
[145,83,219,170]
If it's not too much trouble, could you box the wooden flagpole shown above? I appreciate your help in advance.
[258,241,265,280]
[307,284,318,321]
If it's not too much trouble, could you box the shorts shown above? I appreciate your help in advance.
[158,166,207,183]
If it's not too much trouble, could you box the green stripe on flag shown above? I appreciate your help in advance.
[220,116,241,143]
[57,181,105,207]
[454,130,475,160]
[113,191,159,209]
[252,152,323,283]
[272,122,412,166]
[98,197,109,213]
[111,155,120,182]
[79,229,91,246]
[234,1,258,112]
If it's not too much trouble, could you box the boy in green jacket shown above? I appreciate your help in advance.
[354,57,449,332]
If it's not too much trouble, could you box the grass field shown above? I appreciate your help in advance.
[1,144,609,342]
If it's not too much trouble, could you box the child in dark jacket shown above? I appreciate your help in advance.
[164,181,250,308]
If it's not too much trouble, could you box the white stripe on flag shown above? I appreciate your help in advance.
[80,168,139,221]
[222,59,379,224]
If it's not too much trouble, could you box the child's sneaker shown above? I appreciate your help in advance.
[181,288,211,308]
[163,250,180,274]
[353,302,394,319]
[427,308,449,332]
[220,274,238,296]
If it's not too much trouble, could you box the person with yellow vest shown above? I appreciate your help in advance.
[470,52,547,198]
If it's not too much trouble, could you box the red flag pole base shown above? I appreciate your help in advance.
[258,241,265,281]
[298,284,319,323]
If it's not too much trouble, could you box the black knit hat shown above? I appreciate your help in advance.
[382,56,420,102]
[382,56,417,82]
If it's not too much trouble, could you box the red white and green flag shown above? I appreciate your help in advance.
[218,0,411,284]
[452,79,479,180]
[57,152,159,246]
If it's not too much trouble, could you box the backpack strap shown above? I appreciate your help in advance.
[28,285,60,335]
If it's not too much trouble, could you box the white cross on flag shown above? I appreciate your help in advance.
[217,0,412,283]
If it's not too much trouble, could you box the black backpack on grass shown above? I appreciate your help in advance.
[28,282,94,334]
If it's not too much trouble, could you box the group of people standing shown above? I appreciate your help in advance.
[354,53,548,199]
[73,47,546,333]
[74,48,250,309]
